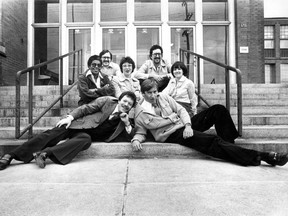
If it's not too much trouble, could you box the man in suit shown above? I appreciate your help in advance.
[131,78,288,167]
[0,91,137,170]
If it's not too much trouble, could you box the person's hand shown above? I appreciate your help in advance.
[119,113,130,126]
[183,125,193,139]
[56,117,72,129]
[132,140,142,151]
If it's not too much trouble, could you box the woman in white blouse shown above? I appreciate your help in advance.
[163,61,239,143]
[118,56,141,100]
[162,61,197,117]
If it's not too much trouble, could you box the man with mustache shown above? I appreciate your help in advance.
[77,55,115,106]
[99,50,122,98]
[0,91,137,170]
[134,44,172,92]
[131,78,288,167]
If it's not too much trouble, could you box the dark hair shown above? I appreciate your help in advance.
[171,61,188,77]
[99,50,113,60]
[149,44,163,58]
[140,78,158,94]
[118,91,137,107]
[119,56,135,73]
[87,55,101,68]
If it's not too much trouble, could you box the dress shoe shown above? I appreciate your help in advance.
[0,155,12,170]
[264,152,288,166]
[33,152,47,169]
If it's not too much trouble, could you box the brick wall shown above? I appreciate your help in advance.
[0,0,27,86]
[235,0,264,83]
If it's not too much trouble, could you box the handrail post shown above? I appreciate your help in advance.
[60,58,63,108]
[197,57,201,105]
[77,50,80,75]
[225,68,230,112]
[28,70,33,139]
[236,69,243,136]
[15,73,21,138]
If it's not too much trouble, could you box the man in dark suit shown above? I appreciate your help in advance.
[0,91,137,170]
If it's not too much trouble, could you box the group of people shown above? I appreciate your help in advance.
[0,45,288,170]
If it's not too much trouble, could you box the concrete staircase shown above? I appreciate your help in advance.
[0,84,288,156]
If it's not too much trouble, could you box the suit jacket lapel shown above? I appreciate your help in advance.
[99,102,117,123]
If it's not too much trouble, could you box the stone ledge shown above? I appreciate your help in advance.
[1,139,288,158]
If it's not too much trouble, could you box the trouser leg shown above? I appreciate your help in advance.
[46,132,92,165]
[166,128,260,166]
[191,104,239,143]
[9,126,71,163]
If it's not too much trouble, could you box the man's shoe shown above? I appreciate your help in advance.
[0,155,12,170]
[265,152,288,166]
[33,152,47,169]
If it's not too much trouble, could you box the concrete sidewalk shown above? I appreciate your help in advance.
[1,157,288,216]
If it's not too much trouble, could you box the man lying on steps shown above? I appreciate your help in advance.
[131,78,288,167]
[0,91,137,170]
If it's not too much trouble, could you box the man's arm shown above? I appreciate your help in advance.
[78,74,103,99]
[56,97,109,128]
[95,74,115,96]
[134,61,150,80]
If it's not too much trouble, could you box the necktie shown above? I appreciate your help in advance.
[152,103,161,116]
[109,112,120,120]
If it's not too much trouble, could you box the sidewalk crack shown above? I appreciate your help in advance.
[120,159,129,216]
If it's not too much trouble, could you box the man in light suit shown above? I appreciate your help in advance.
[131,78,288,167]
[0,91,137,170]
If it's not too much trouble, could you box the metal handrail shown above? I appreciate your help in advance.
[179,48,243,136]
[15,49,82,139]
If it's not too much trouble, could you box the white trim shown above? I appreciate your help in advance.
[99,22,129,27]
[65,22,94,27]
[195,0,204,85]
[202,21,231,25]
[167,21,197,26]
[161,0,171,62]
[28,0,34,85]
[127,0,136,60]
[133,21,163,26]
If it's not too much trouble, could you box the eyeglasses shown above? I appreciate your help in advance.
[101,56,111,59]
[91,63,101,68]
[152,53,162,57]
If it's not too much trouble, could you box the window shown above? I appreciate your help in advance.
[34,28,59,85]
[280,25,288,57]
[169,0,195,21]
[280,64,288,83]
[265,64,275,83]
[171,27,194,79]
[67,0,93,22]
[135,0,161,21]
[264,26,274,48]
[35,0,59,23]
[101,0,127,22]
[203,26,228,84]
[203,0,228,21]
[69,29,91,83]
[264,26,275,57]
[136,28,159,68]
[102,28,125,64]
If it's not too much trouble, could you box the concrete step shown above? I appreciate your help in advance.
[0,107,74,117]
[2,125,288,139]
[1,114,288,127]
[1,106,287,118]
[1,138,288,158]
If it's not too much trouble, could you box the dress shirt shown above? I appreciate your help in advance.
[134,59,171,80]
[85,70,103,88]
[101,62,121,77]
